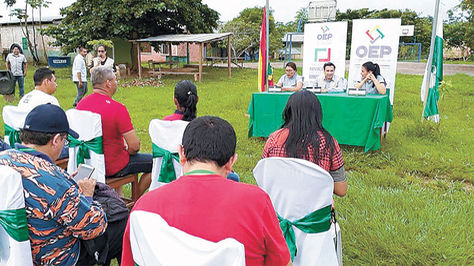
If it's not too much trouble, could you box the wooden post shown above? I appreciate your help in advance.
[199,42,203,82]
[137,42,142,79]
[186,42,190,64]
[227,35,231,78]
[168,43,172,69]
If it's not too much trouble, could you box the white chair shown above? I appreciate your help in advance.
[129,210,245,266]
[0,165,33,266]
[66,109,139,207]
[2,105,28,147]
[148,119,189,191]
[253,157,342,266]
[66,109,106,183]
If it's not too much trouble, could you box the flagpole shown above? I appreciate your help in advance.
[421,0,441,122]
[265,0,269,91]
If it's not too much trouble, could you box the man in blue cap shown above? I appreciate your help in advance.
[0,104,109,265]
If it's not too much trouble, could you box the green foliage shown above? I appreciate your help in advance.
[336,9,432,59]
[86,39,114,51]
[43,0,219,53]
[0,58,473,265]
[219,7,281,58]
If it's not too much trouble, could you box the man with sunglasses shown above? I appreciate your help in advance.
[18,68,59,111]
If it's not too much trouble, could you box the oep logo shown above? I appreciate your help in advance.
[317,25,332,40]
[356,25,392,59]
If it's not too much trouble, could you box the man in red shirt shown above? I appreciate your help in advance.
[77,66,152,195]
[122,116,291,266]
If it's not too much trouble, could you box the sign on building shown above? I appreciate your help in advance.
[347,18,401,104]
[303,21,348,87]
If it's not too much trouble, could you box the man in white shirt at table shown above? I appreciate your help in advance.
[317,62,346,93]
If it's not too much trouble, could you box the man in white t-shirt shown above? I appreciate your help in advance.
[18,68,59,111]
[72,47,88,106]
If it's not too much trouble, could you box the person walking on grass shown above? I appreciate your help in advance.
[72,47,88,106]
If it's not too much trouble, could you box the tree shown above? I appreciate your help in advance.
[43,0,219,71]
[219,7,281,59]
[459,0,473,56]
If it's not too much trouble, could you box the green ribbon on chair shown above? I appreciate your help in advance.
[67,135,104,167]
[277,204,332,261]
[4,124,20,147]
[0,208,29,242]
[152,143,179,183]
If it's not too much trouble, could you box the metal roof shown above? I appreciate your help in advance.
[135,33,233,43]
[0,16,62,25]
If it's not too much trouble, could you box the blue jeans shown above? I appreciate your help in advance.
[108,153,153,177]
[12,75,24,98]
[73,81,88,106]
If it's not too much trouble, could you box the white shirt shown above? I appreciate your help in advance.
[72,54,87,82]
[18,90,60,111]
[6,53,27,76]
[316,74,346,92]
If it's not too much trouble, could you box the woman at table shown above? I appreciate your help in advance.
[163,80,198,121]
[276,62,303,92]
[354,61,386,94]
[261,90,347,197]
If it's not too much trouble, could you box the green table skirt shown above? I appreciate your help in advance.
[248,92,393,152]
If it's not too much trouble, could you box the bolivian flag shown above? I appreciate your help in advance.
[258,7,267,92]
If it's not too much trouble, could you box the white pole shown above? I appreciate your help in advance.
[421,0,441,121]
[266,0,269,91]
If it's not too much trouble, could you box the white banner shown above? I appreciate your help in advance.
[303,21,348,87]
[348,18,401,104]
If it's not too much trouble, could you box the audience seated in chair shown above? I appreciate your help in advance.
[122,116,291,266]
[77,66,153,196]
[0,104,124,265]
[262,90,347,197]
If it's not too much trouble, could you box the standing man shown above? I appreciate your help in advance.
[6,46,28,101]
[77,67,153,196]
[72,47,88,106]
[317,62,346,92]
[18,67,59,111]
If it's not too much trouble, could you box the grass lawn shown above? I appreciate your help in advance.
[0,63,472,264]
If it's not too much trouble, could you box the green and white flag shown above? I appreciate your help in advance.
[421,12,443,123]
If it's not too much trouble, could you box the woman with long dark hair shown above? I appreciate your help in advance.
[262,90,347,196]
[163,80,198,121]
[354,61,386,94]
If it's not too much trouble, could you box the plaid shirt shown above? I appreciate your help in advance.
[0,148,107,265]
[262,128,344,172]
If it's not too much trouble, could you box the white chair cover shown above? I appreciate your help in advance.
[253,157,341,266]
[130,210,245,266]
[148,119,189,191]
[2,105,28,146]
[66,109,106,183]
[0,166,33,266]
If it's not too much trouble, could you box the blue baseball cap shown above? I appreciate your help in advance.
[22,104,79,138]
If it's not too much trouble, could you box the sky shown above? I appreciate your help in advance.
[0,0,461,23]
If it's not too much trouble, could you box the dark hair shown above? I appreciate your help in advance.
[182,116,236,167]
[33,68,55,86]
[79,47,87,52]
[285,62,297,71]
[19,129,64,146]
[97,45,106,51]
[362,61,381,77]
[323,62,335,70]
[175,80,198,121]
[282,90,335,162]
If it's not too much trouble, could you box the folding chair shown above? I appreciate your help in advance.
[0,166,33,266]
[148,119,189,191]
[66,109,139,207]
[2,105,28,147]
[253,157,342,266]
[2,105,68,169]
[129,210,245,266]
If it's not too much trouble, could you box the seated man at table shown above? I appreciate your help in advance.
[277,62,303,92]
[316,62,346,92]
[122,116,291,266]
